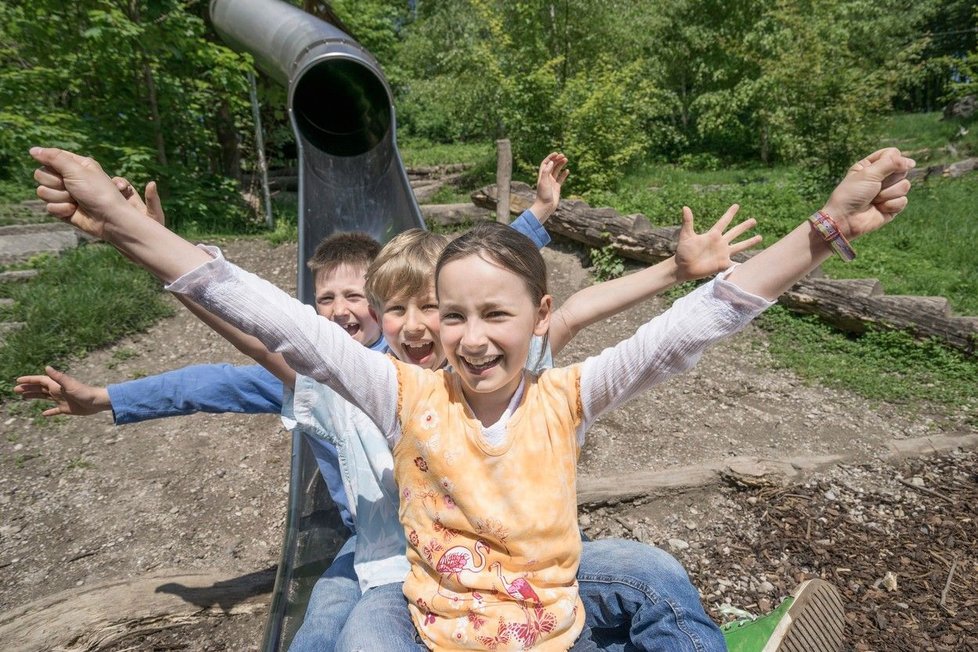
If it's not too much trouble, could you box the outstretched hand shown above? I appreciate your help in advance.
[821,148,915,239]
[674,205,762,281]
[14,366,111,417]
[529,152,569,223]
[112,177,166,226]
[30,147,136,239]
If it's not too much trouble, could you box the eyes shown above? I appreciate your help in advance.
[385,302,439,317]
[440,309,510,323]
[317,292,365,306]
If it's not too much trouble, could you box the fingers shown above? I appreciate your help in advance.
[42,407,64,417]
[40,199,78,219]
[36,184,73,204]
[145,181,166,225]
[16,388,55,401]
[875,196,908,218]
[538,152,568,183]
[722,216,757,242]
[34,166,66,190]
[873,178,911,204]
[729,234,763,254]
[29,147,98,175]
[711,204,740,233]
[861,150,915,182]
[111,176,136,200]
[550,154,568,185]
[680,206,696,239]
[46,365,70,385]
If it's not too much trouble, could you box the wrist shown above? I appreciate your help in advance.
[662,256,686,284]
[92,387,112,412]
[528,201,552,224]
[809,209,856,262]
[819,203,853,238]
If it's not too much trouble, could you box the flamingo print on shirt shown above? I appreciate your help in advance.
[435,539,490,601]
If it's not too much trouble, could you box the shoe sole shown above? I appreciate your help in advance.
[762,579,846,652]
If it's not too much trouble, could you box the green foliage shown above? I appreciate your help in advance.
[394,0,930,187]
[756,305,978,420]
[821,174,978,315]
[591,161,813,240]
[588,243,625,282]
[0,244,174,395]
[0,0,256,229]
[398,138,494,167]
[557,58,681,189]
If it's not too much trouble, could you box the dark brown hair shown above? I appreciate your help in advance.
[306,231,381,278]
[434,221,547,304]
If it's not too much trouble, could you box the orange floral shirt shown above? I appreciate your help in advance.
[393,360,585,650]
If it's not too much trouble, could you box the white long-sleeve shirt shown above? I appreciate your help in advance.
[167,246,773,446]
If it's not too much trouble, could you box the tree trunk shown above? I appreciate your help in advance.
[216,99,241,181]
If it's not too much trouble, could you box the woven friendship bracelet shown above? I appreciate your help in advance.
[808,211,856,262]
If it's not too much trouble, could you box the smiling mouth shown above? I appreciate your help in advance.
[460,354,502,374]
[402,341,434,363]
[340,323,361,337]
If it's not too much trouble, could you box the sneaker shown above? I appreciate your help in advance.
[721,579,845,652]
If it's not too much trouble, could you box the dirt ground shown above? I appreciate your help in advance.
[1,237,975,650]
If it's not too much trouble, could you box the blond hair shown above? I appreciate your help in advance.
[366,228,450,309]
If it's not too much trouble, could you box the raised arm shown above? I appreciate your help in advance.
[118,178,297,388]
[31,148,399,436]
[727,148,913,299]
[549,205,760,355]
[577,148,913,431]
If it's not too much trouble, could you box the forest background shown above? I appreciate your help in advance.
[1,0,977,414]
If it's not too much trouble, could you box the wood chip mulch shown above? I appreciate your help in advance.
[682,450,978,651]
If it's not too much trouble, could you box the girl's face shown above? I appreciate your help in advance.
[380,286,445,370]
[437,254,551,413]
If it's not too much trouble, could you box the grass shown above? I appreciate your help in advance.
[591,119,978,414]
[397,137,494,167]
[0,243,173,396]
[755,306,978,424]
[821,174,978,315]
[876,111,978,164]
[588,161,813,241]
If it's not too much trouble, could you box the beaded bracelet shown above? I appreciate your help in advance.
[808,211,856,262]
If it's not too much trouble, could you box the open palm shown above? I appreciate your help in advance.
[674,205,762,280]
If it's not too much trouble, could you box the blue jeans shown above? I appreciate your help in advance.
[288,537,361,651]
[335,582,601,651]
[335,539,721,651]
[578,539,725,652]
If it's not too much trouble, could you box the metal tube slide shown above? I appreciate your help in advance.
[210,1,424,648]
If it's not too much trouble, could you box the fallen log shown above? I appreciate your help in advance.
[474,183,978,355]
[421,203,492,226]
[0,567,274,651]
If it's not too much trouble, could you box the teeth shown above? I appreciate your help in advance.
[463,355,499,367]
[405,342,431,350]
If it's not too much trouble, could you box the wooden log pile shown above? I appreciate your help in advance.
[473,182,978,356]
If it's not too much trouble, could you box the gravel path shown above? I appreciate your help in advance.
[1,237,974,650]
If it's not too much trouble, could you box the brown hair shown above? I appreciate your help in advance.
[365,228,450,309]
[435,221,547,305]
[306,231,381,278]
